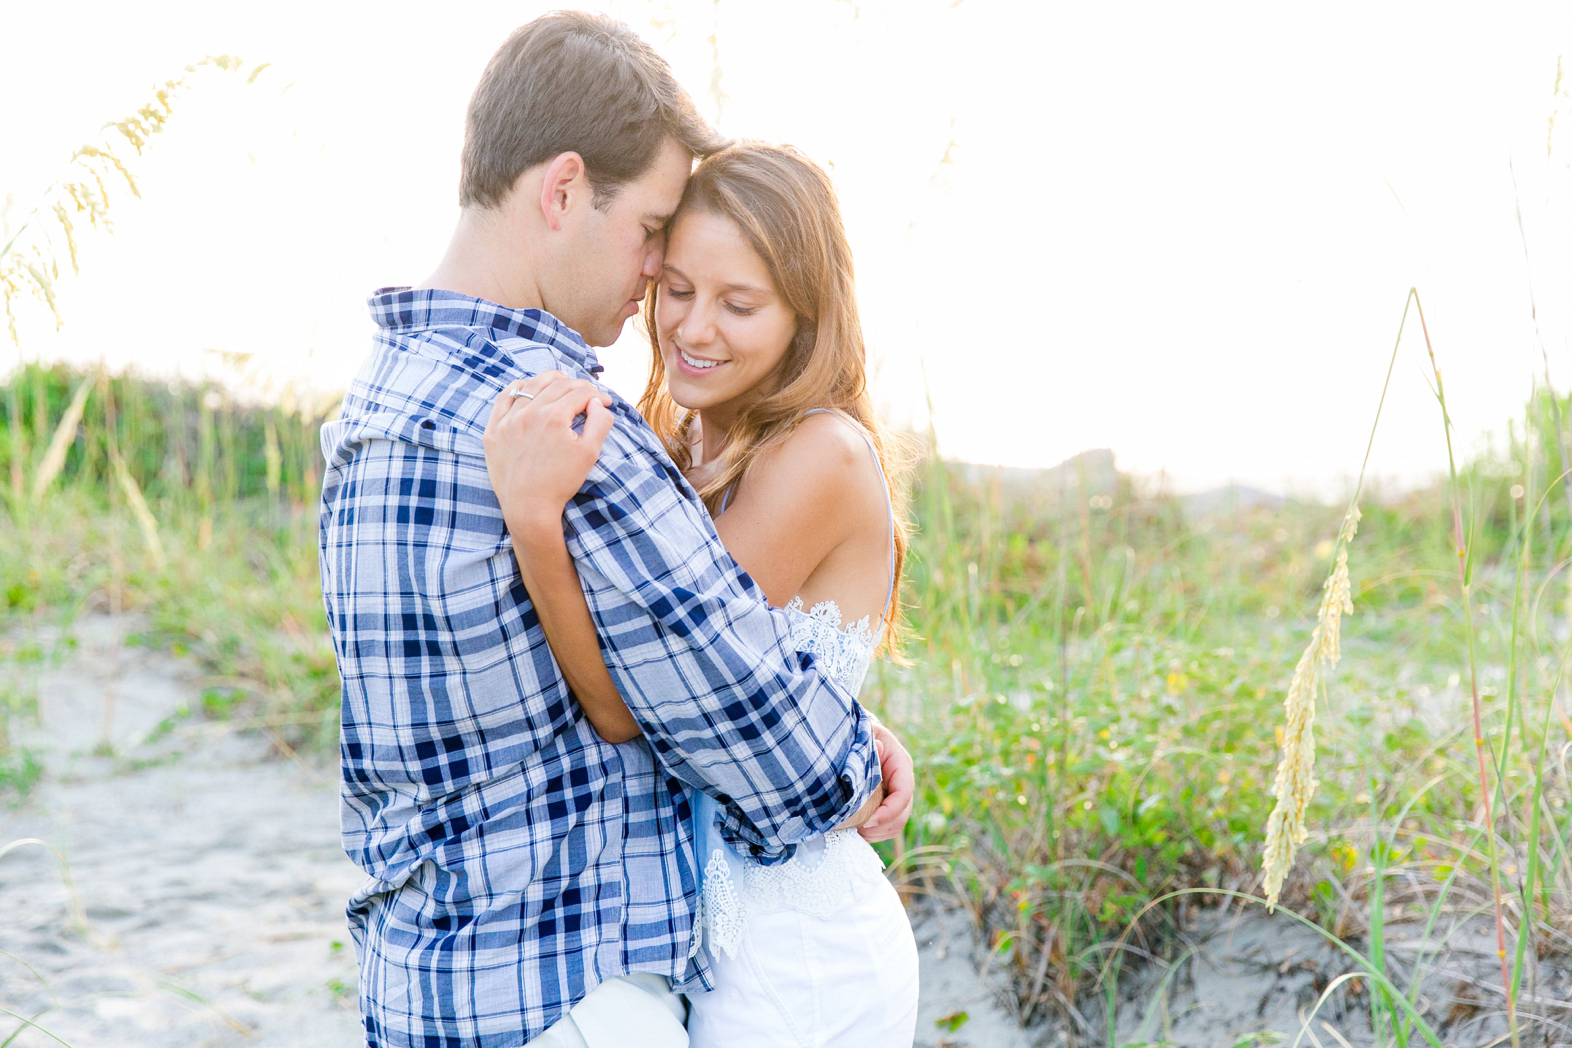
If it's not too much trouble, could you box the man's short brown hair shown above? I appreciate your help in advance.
[460,11,723,210]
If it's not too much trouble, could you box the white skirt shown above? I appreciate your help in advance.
[687,833,919,1048]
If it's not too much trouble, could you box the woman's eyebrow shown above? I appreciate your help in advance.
[662,264,769,295]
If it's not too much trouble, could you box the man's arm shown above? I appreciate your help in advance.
[859,721,913,842]
[556,410,883,860]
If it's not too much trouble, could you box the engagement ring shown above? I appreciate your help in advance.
[510,389,536,401]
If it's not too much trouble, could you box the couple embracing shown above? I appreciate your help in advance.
[320,11,921,1047]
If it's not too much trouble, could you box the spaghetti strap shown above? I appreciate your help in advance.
[802,409,897,625]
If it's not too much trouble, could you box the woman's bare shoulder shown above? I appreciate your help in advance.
[742,411,883,509]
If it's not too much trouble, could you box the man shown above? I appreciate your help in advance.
[318,12,914,1048]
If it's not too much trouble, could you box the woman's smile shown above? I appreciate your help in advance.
[677,347,725,372]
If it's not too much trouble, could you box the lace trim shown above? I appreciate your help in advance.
[701,829,886,959]
[687,886,704,960]
[784,596,876,697]
[785,595,875,637]
[701,847,745,958]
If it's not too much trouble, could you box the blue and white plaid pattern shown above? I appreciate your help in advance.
[320,289,880,1047]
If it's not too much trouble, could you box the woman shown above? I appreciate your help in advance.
[486,143,918,1046]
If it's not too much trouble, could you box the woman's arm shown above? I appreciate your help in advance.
[509,509,641,744]
[484,374,640,744]
[487,383,894,832]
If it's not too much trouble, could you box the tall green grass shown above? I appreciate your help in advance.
[0,364,339,762]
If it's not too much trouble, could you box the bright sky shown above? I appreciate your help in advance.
[3,1,1570,494]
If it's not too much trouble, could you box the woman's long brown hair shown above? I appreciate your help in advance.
[636,142,911,653]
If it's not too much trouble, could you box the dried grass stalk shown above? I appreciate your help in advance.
[1262,504,1360,909]
[29,368,98,499]
[111,447,167,569]
[2,55,252,345]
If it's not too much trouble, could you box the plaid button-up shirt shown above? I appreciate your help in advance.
[319,289,880,1047]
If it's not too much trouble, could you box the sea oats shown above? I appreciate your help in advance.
[1,57,258,354]
[1262,504,1360,909]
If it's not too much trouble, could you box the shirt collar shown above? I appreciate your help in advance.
[368,287,603,376]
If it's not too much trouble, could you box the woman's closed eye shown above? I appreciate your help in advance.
[663,288,755,316]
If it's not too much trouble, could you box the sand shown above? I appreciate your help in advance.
[0,614,363,1047]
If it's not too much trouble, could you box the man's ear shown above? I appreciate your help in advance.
[539,152,589,233]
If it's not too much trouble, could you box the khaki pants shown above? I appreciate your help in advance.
[533,973,688,1047]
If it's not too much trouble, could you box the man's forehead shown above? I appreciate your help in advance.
[631,138,692,212]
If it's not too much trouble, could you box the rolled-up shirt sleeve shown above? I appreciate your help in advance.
[559,411,881,861]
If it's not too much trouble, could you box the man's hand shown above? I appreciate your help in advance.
[858,721,914,843]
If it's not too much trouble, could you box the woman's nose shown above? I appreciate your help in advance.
[679,301,716,345]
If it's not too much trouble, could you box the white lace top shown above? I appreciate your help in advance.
[691,410,894,961]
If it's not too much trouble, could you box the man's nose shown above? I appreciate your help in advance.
[642,240,664,279]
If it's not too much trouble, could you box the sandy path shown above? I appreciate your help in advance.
[0,615,1024,1048]
[0,615,363,1047]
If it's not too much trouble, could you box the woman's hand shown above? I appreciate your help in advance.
[857,722,914,843]
[834,721,914,836]
[484,371,615,530]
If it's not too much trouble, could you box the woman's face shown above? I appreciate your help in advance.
[655,209,798,420]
